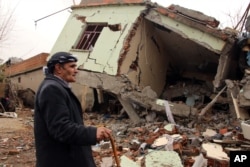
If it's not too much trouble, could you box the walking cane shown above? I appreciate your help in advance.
[108,133,121,167]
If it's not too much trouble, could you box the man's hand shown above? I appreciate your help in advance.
[96,127,112,142]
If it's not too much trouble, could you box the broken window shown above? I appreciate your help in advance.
[75,24,105,50]
[74,23,121,50]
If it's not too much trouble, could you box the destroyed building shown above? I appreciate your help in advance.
[47,0,247,124]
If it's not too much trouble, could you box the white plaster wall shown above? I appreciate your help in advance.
[50,5,146,75]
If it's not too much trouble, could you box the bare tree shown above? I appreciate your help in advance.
[223,2,250,32]
[233,2,250,32]
[0,0,17,45]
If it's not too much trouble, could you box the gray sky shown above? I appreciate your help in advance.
[0,0,249,62]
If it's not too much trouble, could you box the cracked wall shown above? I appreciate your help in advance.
[50,5,146,75]
[119,18,169,96]
[49,2,241,116]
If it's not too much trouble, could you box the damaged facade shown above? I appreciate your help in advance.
[49,0,244,123]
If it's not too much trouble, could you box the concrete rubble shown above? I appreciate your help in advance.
[84,100,250,167]
[80,75,250,166]
[0,94,250,167]
[2,74,250,167]
[0,112,17,118]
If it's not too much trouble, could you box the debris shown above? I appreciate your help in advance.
[192,154,207,167]
[163,100,176,124]
[7,149,20,155]
[145,150,183,167]
[99,141,110,150]
[164,134,174,151]
[231,92,241,119]
[155,99,198,117]
[145,112,156,123]
[202,143,229,161]
[100,157,113,167]
[225,79,250,119]
[151,135,169,148]
[241,120,250,140]
[202,129,217,138]
[163,124,175,131]
[120,155,140,167]
[198,86,227,119]
[0,112,18,118]
[117,95,141,124]
[139,142,148,154]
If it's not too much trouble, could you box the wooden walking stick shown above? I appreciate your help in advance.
[108,133,121,167]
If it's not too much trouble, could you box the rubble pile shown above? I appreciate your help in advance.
[82,78,250,166]
[0,87,250,167]
[86,107,249,167]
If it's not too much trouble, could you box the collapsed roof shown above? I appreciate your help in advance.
[49,0,243,123]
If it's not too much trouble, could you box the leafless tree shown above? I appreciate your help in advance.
[0,0,17,45]
[225,2,250,32]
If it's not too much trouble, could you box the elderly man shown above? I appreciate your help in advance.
[34,52,111,167]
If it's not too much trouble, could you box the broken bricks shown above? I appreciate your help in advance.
[92,110,250,167]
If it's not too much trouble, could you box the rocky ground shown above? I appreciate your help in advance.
[0,106,248,167]
[0,109,35,167]
[0,108,130,167]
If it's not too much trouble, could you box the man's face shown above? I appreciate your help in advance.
[55,62,78,82]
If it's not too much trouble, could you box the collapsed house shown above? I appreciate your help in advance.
[48,0,247,124]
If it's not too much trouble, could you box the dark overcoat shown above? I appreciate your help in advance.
[34,74,97,167]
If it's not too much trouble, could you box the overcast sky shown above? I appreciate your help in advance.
[0,0,249,62]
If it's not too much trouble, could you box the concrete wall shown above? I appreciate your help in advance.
[9,69,45,92]
[4,53,49,92]
[119,18,169,95]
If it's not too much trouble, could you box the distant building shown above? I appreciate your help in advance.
[4,53,49,92]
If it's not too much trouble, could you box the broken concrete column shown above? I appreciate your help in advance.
[117,95,141,124]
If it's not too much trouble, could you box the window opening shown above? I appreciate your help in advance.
[76,24,105,50]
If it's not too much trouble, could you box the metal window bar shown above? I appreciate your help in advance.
[76,25,104,50]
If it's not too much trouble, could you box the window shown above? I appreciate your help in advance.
[75,24,105,50]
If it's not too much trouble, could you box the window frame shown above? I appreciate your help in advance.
[74,23,107,50]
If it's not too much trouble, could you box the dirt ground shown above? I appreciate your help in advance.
[0,109,36,167]
[1,106,243,167]
[0,109,116,167]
